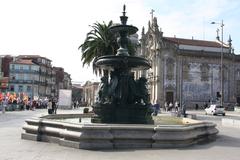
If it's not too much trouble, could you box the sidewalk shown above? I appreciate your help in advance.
[1,108,240,160]
[187,109,240,118]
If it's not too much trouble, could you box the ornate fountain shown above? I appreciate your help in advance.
[21,5,219,150]
[92,5,153,124]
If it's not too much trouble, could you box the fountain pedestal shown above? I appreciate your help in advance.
[93,103,153,124]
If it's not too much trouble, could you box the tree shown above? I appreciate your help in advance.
[79,21,118,67]
[79,21,136,69]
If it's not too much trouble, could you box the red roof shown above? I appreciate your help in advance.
[17,55,51,61]
[12,59,35,65]
[164,37,228,48]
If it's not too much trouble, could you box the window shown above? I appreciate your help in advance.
[11,64,15,70]
[27,86,31,92]
[10,85,14,91]
[19,74,24,80]
[18,85,23,92]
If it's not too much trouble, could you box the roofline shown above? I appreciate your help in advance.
[16,55,52,61]
[163,36,229,48]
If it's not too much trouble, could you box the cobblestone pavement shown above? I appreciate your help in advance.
[0,109,240,160]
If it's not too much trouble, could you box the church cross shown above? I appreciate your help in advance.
[150,9,155,22]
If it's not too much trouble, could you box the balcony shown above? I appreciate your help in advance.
[9,79,39,84]
[10,69,39,74]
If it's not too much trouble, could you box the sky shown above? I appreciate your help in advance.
[0,0,240,84]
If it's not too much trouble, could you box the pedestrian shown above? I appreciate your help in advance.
[164,102,168,112]
[52,99,56,114]
[47,100,53,114]
[2,98,8,114]
[195,104,199,110]
[153,100,160,116]
[175,101,179,112]
[169,102,173,111]
[1,100,5,114]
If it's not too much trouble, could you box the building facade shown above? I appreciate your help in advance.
[16,55,55,98]
[138,17,238,108]
[0,55,72,100]
[82,81,99,106]
[9,59,40,99]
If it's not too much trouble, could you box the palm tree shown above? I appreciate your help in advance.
[79,21,118,67]
[79,21,136,68]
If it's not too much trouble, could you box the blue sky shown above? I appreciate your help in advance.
[0,0,239,83]
[142,0,240,51]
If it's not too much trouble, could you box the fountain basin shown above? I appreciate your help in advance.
[22,114,218,150]
[94,55,151,70]
[110,25,138,35]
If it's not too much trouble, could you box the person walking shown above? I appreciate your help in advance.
[164,102,168,112]
[1,99,5,114]
[169,102,173,111]
[52,99,56,114]
[47,99,53,114]
[175,101,179,112]
[2,98,8,114]
[153,100,160,116]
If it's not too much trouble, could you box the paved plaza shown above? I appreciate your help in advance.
[0,109,240,160]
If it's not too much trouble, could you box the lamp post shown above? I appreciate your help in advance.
[211,20,224,106]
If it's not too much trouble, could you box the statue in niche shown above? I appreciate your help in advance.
[166,58,174,80]
[146,34,154,55]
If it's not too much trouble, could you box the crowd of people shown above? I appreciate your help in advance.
[152,100,181,116]
[0,92,59,114]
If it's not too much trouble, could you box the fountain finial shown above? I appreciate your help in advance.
[120,4,128,25]
[123,4,126,16]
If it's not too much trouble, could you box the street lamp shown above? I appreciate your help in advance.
[211,20,224,107]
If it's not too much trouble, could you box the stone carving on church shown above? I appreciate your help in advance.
[165,84,176,90]
[142,17,166,60]
[200,63,210,81]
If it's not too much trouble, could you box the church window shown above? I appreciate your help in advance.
[166,58,174,80]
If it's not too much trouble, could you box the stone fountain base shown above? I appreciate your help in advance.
[21,114,218,150]
[92,103,153,124]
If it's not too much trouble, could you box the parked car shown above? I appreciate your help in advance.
[205,104,225,116]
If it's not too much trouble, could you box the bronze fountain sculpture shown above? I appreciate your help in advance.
[93,5,153,124]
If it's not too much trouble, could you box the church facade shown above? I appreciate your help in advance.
[137,17,240,108]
